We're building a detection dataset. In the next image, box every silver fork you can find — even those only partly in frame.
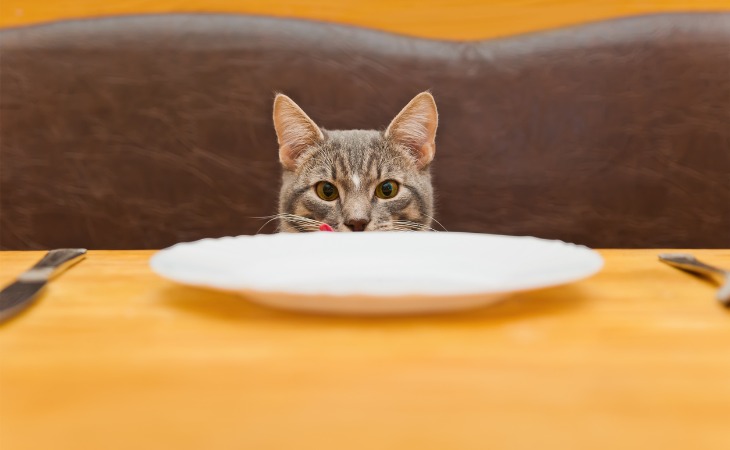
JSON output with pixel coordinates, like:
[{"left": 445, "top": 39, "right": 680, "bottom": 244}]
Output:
[{"left": 659, "top": 253, "right": 730, "bottom": 306}]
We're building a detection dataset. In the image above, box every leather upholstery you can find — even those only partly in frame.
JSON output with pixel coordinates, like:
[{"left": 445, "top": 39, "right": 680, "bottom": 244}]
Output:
[{"left": 1, "top": 13, "right": 729, "bottom": 249}]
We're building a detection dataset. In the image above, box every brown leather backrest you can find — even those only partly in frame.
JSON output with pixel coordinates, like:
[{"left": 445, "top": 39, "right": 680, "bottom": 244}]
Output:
[{"left": 1, "top": 13, "right": 729, "bottom": 249}]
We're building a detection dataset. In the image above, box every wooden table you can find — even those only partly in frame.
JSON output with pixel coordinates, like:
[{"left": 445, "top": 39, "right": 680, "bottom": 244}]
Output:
[{"left": 1, "top": 249, "right": 729, "bottom": 450}]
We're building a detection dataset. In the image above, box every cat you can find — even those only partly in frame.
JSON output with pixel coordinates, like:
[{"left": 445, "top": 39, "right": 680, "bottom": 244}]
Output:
[{"left": 272, "top": 91, "right": 439, "bottom": 232}]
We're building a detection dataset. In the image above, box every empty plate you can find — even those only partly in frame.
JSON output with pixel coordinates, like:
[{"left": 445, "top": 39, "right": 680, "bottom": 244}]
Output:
[{"left": 150, "top": 232, "right": 603, "bottom": 315}]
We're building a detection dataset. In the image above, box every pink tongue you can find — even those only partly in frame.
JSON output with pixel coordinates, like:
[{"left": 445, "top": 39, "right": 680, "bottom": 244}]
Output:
[{"left": 319, "top": 223, "right": 334, "bottom": 232}]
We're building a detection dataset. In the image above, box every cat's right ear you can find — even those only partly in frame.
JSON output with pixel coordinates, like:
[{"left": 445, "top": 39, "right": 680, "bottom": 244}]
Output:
[
  {"left": 273, "top": 94, "right": 324, "bottom": 171},
  {"left": 385, "top": 91, "right": 438, "bottom": 169}
]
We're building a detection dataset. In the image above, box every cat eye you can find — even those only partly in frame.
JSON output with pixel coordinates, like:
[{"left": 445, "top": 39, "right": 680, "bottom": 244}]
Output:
[
  {"left": 315, "top": 181, "right": 339, "bottom": 201},
  {"left": 375, "top": 180, "right": 399, "bottom": 199}
]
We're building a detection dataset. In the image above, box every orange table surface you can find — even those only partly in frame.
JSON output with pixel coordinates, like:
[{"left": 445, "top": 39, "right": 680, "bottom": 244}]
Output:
[{"left": 1, "top": 249, "right": 729, "bottom": 450}]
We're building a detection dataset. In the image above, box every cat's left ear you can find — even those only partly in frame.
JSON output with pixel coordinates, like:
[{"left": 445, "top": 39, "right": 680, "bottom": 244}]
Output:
[
  {"left": 385, "top": 91, "right": 438, "bottom": 168},
  {"left": 273, "top": 94, "right": 324, "bottom": 171}
]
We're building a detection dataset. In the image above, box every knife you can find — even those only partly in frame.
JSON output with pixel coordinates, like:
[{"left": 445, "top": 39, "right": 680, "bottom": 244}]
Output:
[{"left": 0, "top": 248, "right": 87, "bottom": 323}]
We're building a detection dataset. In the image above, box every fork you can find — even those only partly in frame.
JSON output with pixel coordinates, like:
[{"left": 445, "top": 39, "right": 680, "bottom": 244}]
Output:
[{"left": 659, "top": 253, "right": 730, "bottom": 306}]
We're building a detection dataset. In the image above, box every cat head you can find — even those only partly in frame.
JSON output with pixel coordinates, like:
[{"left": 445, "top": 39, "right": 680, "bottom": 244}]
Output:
[{"left": 273, "top": 92, "right": 438, "bottom": 232}]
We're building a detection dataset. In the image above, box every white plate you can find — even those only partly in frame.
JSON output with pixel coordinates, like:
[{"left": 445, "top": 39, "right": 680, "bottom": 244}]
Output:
[{"left": 150, "top": 232, "right": 603, "bottom": 315}]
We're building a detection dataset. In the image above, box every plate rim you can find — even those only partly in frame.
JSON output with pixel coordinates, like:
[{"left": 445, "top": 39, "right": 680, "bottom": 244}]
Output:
[{"left": 149, "top": 232, "right": 604, "bottom": 299}]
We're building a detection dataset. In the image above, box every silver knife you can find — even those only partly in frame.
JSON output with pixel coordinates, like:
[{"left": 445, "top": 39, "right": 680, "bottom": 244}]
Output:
[
  {"left": 659, "top": 253, "right": 730, "bottom": 307},
  {"left": 0, "top": 248, "right": 87, "bottom": 323}
]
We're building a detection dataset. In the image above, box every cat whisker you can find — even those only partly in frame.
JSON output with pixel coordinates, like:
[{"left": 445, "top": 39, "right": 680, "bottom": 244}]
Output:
[
  {"left": 280, "top": 215, "right": 325, "bottom": 228},
  {"left": 391, "top": 222, "right": 421, "bottom": 230},
  {"left": 251, "top": 214, "right": 281, "bottom": 220},
  {"left": 253, "top": 215, "right": 284, "bottom": 234},
  {"left": 290, "top": 223, "right": 321, "bottom": 233},
  {"left": 422, "top": 214, "right": 447, "bottom": 231},
  {"left": 392, "top": 220, "right": 438, "bottom": 232},
  {"left": 391, "top": 226, "right": 426, "bottom": 232},
  {"left": 389, "top": 226, "right": 419, "bottom": 232},
  {"left": 255, "top": 213, "right": 318, "bottom": 223},
  {"left": 254, "top": 213, "right": 326, "bottom": 234}
]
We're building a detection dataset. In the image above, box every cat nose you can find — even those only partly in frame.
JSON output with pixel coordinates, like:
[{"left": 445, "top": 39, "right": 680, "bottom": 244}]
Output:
[{"left": 344, "top": 218, "right": 370, "bottom": 232}]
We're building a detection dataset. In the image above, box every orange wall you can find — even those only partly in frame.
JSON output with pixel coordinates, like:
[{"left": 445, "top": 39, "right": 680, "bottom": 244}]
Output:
[{"left": 1, "top": 0, "right": 729, "bottom": 40}]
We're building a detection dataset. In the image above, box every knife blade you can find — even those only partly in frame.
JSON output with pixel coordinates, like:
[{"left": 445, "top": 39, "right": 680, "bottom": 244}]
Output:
[{"left": 0, "top": 248, "right": 87, "bottom": 323}]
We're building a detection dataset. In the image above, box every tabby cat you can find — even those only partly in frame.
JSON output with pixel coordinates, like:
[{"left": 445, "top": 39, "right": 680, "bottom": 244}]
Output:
[{"left": 273, "top": 92, "right": 438, "bottom": 232}]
